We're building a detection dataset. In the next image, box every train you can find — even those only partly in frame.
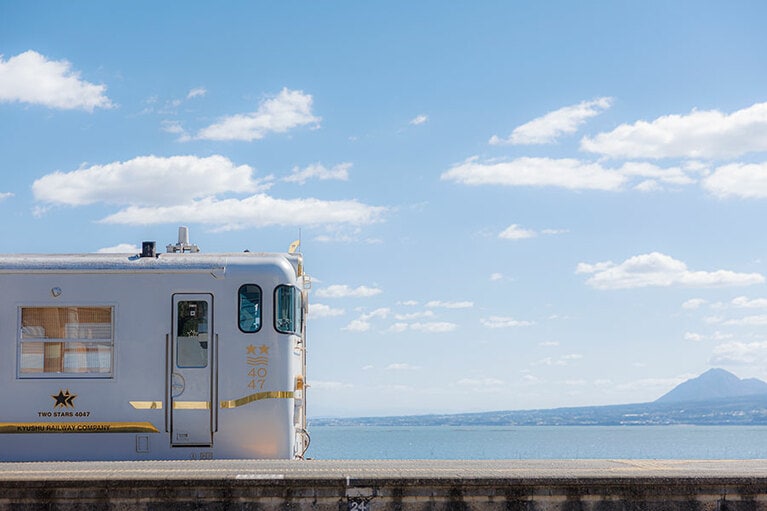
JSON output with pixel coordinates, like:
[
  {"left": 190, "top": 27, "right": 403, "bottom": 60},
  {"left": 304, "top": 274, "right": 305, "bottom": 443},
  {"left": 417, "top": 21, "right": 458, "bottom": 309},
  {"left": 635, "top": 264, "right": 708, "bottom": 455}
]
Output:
[{"left": 0, "top": 227, "right": 309, "bottom": 461}]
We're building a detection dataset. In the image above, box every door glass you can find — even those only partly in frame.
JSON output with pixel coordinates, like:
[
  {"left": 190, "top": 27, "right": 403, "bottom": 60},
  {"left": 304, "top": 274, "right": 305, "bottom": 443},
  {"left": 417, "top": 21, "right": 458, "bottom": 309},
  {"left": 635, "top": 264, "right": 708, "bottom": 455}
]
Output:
[
  {"left": 238, "top": 284, "right": 261, "bottom": 333},
  {"left": 176, "top": 300, "right": 208, "bottom": 368}
]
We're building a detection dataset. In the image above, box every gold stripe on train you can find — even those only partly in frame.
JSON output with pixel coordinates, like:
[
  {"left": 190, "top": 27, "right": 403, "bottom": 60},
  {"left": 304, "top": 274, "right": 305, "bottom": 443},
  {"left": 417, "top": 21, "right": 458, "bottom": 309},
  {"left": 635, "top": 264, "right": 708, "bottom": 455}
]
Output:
[
  {"left": 172, "top": 401, "right": 210, "bottom": 410},
  {"left": 129, "top": 401, "right": 163, "bottom": 409},
  {"left": 0, "top": 422, "right": 160, "bottom": 434},
  {"left": 220, "top": 391, "right": 294, "bottom": 409}
]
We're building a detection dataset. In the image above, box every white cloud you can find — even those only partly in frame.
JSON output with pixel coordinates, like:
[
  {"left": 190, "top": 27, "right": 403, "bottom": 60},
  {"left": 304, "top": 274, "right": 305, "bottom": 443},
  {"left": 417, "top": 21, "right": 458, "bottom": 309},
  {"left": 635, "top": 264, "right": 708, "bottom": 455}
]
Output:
[
  {"left": 409, "top": 114, "right": 428, "bottom": 126},
  {"left": 342, "top": 319, "right": 371, "bottom": 332},
  {"left": 195, "top": 88, "right": 320, "bottom": 141},
  {"left": 533, "top": 354, "right": 583, "bottom": 366},
  {"left": 387, "top": 317, "right": 458, "bottom": 334},
  {"left": 0, "top": 192, "right": 13, "bottom": 201},
  {"left": 538, "top": 341, "right": 560, "bottom": 347},
  {"left": 425, "top": 300, "right": 474, "bottom": 309},
  {"left": 388, "top": 323, "right": 409, "bottom": 333},
  {"left": 96, "top": 243, "right": 140, "bottom": 254},
  {"left": 723, "top": 315, "right": 767, "bottom": 326},
  {"left": 522, "top": 374, "right": 544, "bottom": 385},
  {"left": 490, "top": 97, "right": 612, "bottom": 145},
  {"left": 99, "top": 194, "right": 384, "bottom": 230},
  {"left": 441, "top": 157, "right": 627, "bottom": 191},
  {"left": 490, "top": 273, "right": 504, "bottom": 281},
  {"left": 703, "top": 163, "right": 767, "bottom": 199},
  {"left": 577, "top": 252, "right": 765, "bottom": 290},
  {"left": 541, "top": 229, "right": 568, "bottom": 235},
  {"left": 410, "top": 322, "right": 458, "bottom": 333},
  {"left": 620, "top": 162, "right": 694, "bottom": 186},
  {"left": 685, "top": 331, "right": 733, "bottom": 342},
  {"left": 32, "top": 155, "right": 382, "bottom": 231},
  {"left": 581, "top": 100, "right": 767, "bottom": 159},
  {"left": 498, "top": 224, "right": 565, "bottom": 240},
  {"left": 634, "top": 180, "right": 662, "bottom": 193},
  {"left": 315, "top": 285, "right": 383, "bottom": 298},
  {"left": 360, "top": 308, "right": 391, "bottom": 320},
  {"left": 732, "top": 296, "right": 767, "bottom": 308},
  {"left": 498, "top": 224, "right": 536, "bottom": 240},
  {"left": 393, "top": 311, "right": 435, "bottom": 321},
  {"left": 186, "top": 87, "right": 207, "bottom": 99},
  {"left": 309, "top": 303, "right": 345, "bottom": 318},
  {"left": 444, "top": 157, "right": 697, "bottom": 193},
  {"left": 480, "top": 316, "right": 534, "bottom": 328},
  {"left": 33, "top": 155, "right": 267, "bottom": 207},
  {"left": 711, "top": 341, "right": 767, "bottom": 365},
  {"left": 284, "top": 162, "right": 351, "bottom": 184},
  {"left": 0, "top": 50, "right": 113, "bottom": 111},
  {"left": 682, "top": 298, "right": 707, "bottom": 310},
  {"left": 161, "top": 120, "right": 185, "bottom": 134},
  {"left": 312, "top": 226, "right": 382, "bottom": 245}
]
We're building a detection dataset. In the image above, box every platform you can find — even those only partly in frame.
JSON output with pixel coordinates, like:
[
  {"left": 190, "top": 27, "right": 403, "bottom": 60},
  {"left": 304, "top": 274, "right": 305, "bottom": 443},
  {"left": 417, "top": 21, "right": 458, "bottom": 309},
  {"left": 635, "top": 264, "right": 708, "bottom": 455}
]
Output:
[{"left": 1, "top": 459, "right": 767, "bottom": 510}]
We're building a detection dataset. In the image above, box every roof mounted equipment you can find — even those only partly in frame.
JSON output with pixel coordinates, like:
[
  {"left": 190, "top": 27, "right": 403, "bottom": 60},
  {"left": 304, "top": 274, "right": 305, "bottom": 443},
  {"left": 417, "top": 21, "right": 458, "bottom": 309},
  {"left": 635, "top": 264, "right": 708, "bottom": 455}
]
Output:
[
  {"left": 141, "top": 241, "right": 157, "bottom": 258},
  {"left": 166, "top": 226, "right": 200, "bottom": 253}
]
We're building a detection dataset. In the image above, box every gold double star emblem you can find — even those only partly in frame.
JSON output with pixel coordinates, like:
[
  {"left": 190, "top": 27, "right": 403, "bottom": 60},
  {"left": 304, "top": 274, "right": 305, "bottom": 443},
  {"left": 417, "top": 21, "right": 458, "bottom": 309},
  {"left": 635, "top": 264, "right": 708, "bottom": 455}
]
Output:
[
  {"left": 52, "top": 389, "right": 76, "bottom": 409},
  {"left": 246, "top": 344, "right": 269, "bottom": 355}
]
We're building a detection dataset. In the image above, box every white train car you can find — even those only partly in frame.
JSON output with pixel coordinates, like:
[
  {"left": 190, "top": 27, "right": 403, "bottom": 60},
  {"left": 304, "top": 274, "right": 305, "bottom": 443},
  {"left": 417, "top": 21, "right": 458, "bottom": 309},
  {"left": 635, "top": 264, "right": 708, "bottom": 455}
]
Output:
[{"left": 0, "top": 228, "right": 309, "bottom": 461}]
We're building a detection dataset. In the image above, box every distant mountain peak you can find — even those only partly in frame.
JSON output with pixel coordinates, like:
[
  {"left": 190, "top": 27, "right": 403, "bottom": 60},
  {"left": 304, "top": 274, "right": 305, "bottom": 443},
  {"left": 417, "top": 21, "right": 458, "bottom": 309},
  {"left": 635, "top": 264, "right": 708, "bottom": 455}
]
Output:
[{"left": 655, "top": 368, "right": 767, "bottom": 403}]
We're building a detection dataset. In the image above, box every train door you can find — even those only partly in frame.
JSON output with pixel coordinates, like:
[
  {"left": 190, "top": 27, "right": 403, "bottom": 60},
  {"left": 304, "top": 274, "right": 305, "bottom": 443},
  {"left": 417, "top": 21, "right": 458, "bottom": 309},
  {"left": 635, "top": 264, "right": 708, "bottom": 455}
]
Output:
[{"left": 170, "top": 294, "right": 214, "bottom": 446}]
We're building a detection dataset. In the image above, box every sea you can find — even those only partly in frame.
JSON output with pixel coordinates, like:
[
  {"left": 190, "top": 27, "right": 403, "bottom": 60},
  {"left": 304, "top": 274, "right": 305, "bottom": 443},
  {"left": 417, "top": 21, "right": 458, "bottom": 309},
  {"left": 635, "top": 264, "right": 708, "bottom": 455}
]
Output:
[{"left": 306, "top": 425, "right": 767, "bottom": 460}]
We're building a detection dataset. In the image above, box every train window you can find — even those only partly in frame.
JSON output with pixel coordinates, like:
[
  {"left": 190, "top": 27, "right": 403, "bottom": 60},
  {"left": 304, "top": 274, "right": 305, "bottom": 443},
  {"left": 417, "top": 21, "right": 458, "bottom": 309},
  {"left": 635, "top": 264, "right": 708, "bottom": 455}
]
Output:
[
  {"left": 238, "top": 284, "right": 262, "bottom": 333},
  {"left": 176, "top": 300, "right": 209, "bottom": 368},
  {"left": 275, "top": 285, "right": 302, "bottom": 335},
  {"left": 18, "top": 306, "right": 114, "bottom": 378}
]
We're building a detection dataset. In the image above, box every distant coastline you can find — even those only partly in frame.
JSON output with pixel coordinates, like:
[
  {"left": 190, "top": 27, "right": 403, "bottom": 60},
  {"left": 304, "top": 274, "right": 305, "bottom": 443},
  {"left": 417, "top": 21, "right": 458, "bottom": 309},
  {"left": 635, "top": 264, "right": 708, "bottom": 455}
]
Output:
[
  {"left": 311, "top": 369, "right": 767, "bottom": 427},
  {"left": 310, "top": 393, "right": 767, "bottom": 427}
]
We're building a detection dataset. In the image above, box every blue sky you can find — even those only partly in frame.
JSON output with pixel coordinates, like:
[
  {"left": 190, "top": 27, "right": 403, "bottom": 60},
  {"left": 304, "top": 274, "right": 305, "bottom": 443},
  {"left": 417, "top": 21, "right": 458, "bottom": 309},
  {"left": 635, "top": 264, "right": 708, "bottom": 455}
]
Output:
[{"left": 3, "top": 2, "right": 767, "bottom": 417}]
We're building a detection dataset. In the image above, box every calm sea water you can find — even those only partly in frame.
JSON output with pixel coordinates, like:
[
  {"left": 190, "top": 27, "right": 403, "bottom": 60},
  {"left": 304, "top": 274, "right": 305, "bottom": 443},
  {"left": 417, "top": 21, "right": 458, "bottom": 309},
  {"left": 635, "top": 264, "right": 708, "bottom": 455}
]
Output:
[{"left": 306, "top": 425, "right": 767, "bottom": 460}]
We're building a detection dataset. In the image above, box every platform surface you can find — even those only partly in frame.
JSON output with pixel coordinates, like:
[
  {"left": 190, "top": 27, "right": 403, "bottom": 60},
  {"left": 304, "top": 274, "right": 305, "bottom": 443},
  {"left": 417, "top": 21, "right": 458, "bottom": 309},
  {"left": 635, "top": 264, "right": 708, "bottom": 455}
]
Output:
[{"left": 1, "top": 459, "right": 767, "bottom": 482}]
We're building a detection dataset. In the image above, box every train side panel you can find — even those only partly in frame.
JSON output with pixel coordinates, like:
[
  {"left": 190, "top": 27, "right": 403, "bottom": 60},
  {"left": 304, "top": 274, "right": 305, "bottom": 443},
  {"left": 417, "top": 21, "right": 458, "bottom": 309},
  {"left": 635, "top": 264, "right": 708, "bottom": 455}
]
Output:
[{"left": 0, "top": 253, "right": 307, "bottom": 461}]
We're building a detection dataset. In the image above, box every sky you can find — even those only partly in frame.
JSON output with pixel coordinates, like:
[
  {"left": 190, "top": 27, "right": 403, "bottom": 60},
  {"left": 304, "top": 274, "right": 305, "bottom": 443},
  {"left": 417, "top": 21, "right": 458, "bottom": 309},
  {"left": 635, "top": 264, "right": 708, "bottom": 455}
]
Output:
[{"left": 3, "top": 2, "right": 767, "bottom": 417}]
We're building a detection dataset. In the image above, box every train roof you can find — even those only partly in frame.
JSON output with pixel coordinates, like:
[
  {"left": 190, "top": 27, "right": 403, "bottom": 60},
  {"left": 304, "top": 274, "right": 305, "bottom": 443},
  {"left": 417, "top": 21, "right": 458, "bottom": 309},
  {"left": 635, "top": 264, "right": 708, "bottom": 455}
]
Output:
[
  {"left": 0, "top": 228, "right": 303, "bottom": 275},
  {"left": 0, "top": 251, "right": 301, "bottom": 274}
]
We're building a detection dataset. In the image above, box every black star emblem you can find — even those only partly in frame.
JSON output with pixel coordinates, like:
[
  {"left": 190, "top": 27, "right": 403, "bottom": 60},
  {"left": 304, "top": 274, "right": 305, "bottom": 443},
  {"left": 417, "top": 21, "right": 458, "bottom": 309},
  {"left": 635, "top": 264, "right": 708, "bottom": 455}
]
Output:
[{"left": 52, "top": 389, "right": 76, "bottom": 409}]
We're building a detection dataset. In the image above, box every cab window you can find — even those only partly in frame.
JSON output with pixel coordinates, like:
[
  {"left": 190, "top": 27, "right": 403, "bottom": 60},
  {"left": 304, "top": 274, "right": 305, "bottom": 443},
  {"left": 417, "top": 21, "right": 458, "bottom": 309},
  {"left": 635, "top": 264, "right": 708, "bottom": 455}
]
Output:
[{"left": 275, "top": 285, "right": 302, "bottom": 334}]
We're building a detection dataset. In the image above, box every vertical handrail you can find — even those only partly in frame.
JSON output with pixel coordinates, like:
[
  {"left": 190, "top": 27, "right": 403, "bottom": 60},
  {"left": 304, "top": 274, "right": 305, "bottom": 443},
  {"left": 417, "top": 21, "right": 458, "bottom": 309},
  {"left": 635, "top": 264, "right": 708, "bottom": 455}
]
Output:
[
  {"left": 165, "top": 333, "right": 171, "bottom": 433},
  {"left": 213, "top": 333, "right": 219, "bottom": 432}
]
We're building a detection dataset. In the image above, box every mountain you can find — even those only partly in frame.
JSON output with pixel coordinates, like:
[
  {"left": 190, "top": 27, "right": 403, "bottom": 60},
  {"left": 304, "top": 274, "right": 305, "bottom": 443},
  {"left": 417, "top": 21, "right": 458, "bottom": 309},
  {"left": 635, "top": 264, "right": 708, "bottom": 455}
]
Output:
[
  {"left": 311, "top": 369, "right": 767, "bottom": 427},
  {"left": 655, "top": 368, "right": 767, "bottom": 403}
]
